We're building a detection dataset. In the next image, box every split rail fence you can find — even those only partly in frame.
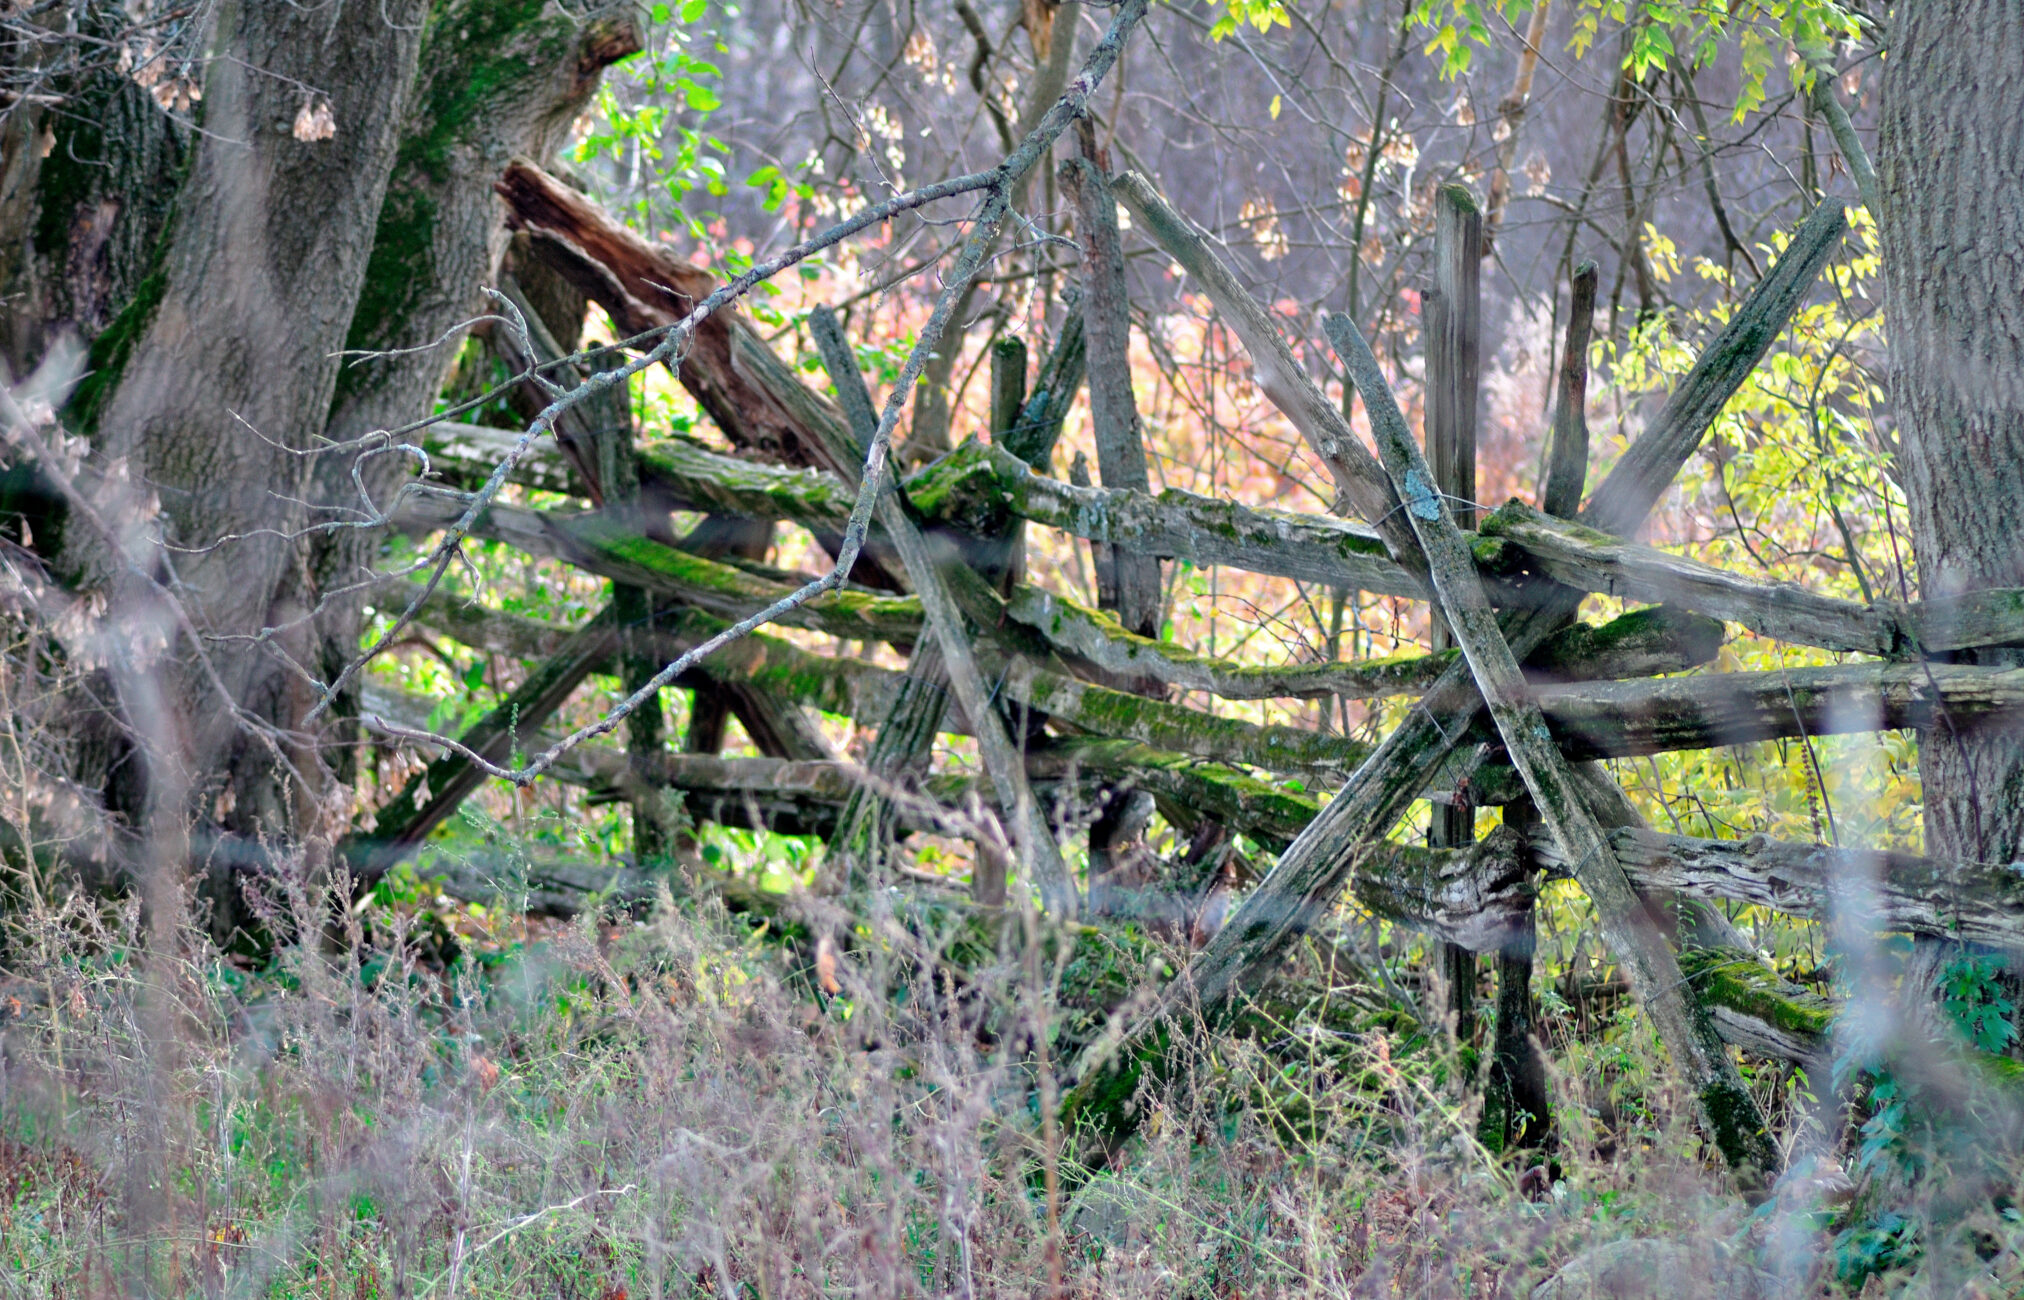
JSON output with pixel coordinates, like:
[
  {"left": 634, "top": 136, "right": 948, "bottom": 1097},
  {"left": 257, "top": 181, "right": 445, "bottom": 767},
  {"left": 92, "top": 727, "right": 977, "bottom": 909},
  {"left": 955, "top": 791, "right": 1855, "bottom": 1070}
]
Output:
[{"left": 340, "top": 151, "right": 2024, "bottom": 1181}]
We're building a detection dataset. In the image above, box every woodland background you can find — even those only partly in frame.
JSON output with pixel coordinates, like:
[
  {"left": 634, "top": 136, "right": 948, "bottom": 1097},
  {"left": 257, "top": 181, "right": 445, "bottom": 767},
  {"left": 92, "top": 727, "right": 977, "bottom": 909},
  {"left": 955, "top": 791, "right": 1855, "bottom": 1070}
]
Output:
[{"left": 0, "top": 0, "right": 2006, "bottom": 1297}]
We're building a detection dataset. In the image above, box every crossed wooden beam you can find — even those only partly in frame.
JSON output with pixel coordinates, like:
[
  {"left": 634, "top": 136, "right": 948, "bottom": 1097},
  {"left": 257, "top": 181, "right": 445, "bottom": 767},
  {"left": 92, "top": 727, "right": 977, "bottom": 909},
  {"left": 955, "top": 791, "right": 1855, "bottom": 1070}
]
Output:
[{"left": 342, "top": 156, "right": 2024, "bottom": 1187}]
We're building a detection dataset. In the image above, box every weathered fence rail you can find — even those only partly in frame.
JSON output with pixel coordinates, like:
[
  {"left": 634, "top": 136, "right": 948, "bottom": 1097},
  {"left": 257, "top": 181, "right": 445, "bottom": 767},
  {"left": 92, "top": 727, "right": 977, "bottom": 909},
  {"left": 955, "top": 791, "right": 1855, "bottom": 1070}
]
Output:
[{"left": 346, "top": 155, "right": 2024, "bottom": 1185}]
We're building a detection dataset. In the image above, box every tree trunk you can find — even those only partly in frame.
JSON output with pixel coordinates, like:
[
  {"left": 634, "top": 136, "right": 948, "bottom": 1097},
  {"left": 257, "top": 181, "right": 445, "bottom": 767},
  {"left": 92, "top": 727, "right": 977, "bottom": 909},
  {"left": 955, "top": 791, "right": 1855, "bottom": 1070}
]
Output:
[
  {"left": 1878, "top": 5, "right": 2024, "bottom": 866},
  {"left": 63, "top": 0, "right": 429, "bottom": 855},
  {"left": 9, "top": 3, "right": 636, "bottom": 917},
  {"left": 312, "top": 2, "right": 639, "bottom": 784}
]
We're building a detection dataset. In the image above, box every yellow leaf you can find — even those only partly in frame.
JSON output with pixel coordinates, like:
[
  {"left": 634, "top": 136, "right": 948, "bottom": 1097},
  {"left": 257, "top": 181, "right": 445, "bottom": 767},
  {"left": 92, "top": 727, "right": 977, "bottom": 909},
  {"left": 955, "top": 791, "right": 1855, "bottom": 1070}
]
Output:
[{"left": 1269, "top": 94, "right": 1282, "bottom": 120}]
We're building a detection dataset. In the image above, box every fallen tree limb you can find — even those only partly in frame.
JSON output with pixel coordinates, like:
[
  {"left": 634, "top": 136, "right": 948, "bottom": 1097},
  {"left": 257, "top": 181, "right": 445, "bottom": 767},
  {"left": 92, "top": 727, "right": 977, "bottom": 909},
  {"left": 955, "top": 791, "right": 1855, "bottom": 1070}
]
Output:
[{"left": 496, "top": 158, "right": 860, "bottom": 479}]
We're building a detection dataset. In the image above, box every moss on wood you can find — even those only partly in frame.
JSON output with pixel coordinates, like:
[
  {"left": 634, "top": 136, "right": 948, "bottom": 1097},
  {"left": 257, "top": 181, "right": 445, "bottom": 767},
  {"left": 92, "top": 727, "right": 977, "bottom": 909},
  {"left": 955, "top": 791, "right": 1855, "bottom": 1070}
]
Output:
[{"left": 1679, "top": 948, "right": 1836, "bottom": 1041}]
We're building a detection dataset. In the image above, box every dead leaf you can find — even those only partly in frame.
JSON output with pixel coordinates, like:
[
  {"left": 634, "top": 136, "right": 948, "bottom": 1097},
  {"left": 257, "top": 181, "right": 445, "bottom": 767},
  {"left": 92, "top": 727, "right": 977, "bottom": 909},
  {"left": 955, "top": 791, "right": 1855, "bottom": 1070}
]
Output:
[
  {"left": 815, "top": 934, "right": 842, "bottom": 995},
  {"left": 292, "top": 100, "right": 336, "bottom": 142}
]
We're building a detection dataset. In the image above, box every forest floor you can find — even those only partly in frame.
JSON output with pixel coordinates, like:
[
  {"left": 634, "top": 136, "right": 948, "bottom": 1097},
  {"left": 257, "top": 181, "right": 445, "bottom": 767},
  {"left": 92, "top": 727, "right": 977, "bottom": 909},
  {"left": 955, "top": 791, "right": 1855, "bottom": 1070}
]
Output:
[{"left": 5, "top": 840, "right": 2013, "bottom": 1300}]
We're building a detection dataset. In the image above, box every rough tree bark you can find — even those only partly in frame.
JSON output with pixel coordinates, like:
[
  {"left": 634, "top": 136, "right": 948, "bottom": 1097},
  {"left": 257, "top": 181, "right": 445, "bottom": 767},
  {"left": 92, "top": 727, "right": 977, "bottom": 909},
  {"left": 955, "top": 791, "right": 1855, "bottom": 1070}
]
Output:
[
  {"left": 1878, "top": 5, "right": 2024, "bottom": 867},
  {"left": 313, "top": 4, "right": 639, "bottom": 788},
  {"left": 61, "top": 1, "right": 430, "bottom": 852}
]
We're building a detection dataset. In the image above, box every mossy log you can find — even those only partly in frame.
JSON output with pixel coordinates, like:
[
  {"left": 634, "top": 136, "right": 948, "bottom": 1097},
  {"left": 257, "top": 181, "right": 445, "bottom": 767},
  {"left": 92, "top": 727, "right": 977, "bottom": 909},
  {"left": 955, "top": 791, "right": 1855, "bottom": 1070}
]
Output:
[
  {"left": 1348, "top": 824, "right": 1535, "bottom": 953},
  {"left": 910, "top": 439, "right": 1426, "bottom": 598},
  {"left": 1677, "top": 949, "right": 1834, "bottom": 1067},
  {"left": 999, "top": 658, "right": 1370, "bottom": 772},
  {"left": 391, "top": 488, "right": 926, "bottom": 643}
]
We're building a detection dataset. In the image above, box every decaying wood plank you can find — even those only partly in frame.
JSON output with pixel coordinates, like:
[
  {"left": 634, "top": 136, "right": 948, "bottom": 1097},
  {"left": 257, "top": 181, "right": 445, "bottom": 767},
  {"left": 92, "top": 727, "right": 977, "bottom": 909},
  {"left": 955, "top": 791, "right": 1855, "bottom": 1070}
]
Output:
[
  {"left": 1337, "top": 311, "right": 1777, "bottom": 1181},
  {"left": 1580, "top": 198, "right": 1847, "bottom": 538},
  {"left": 1426, "top": 185, "right": 1483, "bottom": 535},
  {"left": 1065, "top": 141, "right": 1162, "bottom": 638},
  {"left": 391, "top": 560, "right": 2024, "bottom": 775},
  {"left": 1425, "top": 184, "right": 1485, "bottom": 1045},
  {"left": 1110, "top": 169, "right": 1419, "bottom": 565},
  {"left": 1004, "top": 586, "right": 1723, "bottom": 700},
  {"left": 1681, "top": 948, "right": 1835, "bottom": 1068},
  {"left": 1494, "top": 269, "right": 1592, "bottom": 1148},
  {"left": 1484, "top": 499, "right": 1899, "bottom": 654},
  {"left": 996, "top": 656, "right": 1370, "bottom": 770},
  {"left": 1356, "top": 824, "right": 1535, "bottom": 953},
  {"left": 1525, "top": 660, "right": 2024, "bottom": 760},
  {"left": 422, "top": 419, "right": 579, "bottom": 496},
  {"left": 998, "top": 312, "right": 1086, "bottom": 474},
  {"left": 884, "top": 488, "right": 1077, "bottom": 910},
  {"left": 1533, "top": 827, "right": 2024, "bottom": 950},
  {"left": 1541, "top": 262, "right": 1597, "bottom": 520},
  {"left": 390, "top": 572, "right": 1783, "bottom": 783},
  {"left": 603, "top": 430, "right": 2024, "bottom": 658},
  {"left": 385, "top": 576, "right": 1356, "bottom": 777},
  {"left": 422, "top": 415, "right": 2024, "bottom": 663}
]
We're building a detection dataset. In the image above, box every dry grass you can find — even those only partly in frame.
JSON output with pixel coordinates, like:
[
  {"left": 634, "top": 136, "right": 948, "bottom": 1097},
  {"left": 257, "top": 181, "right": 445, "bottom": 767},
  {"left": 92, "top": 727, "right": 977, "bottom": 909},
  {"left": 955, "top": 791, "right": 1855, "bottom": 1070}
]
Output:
[{"left": 6, "top": 842, "right": 2000, "bottom": 1300}]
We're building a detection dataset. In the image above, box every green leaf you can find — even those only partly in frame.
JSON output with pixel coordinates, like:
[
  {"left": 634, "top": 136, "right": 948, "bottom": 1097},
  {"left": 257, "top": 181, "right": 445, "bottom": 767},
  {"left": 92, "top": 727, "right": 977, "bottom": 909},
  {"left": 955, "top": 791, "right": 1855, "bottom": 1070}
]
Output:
[{"left": 680, "top": 78, "right": 721, "bottom": 112}]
